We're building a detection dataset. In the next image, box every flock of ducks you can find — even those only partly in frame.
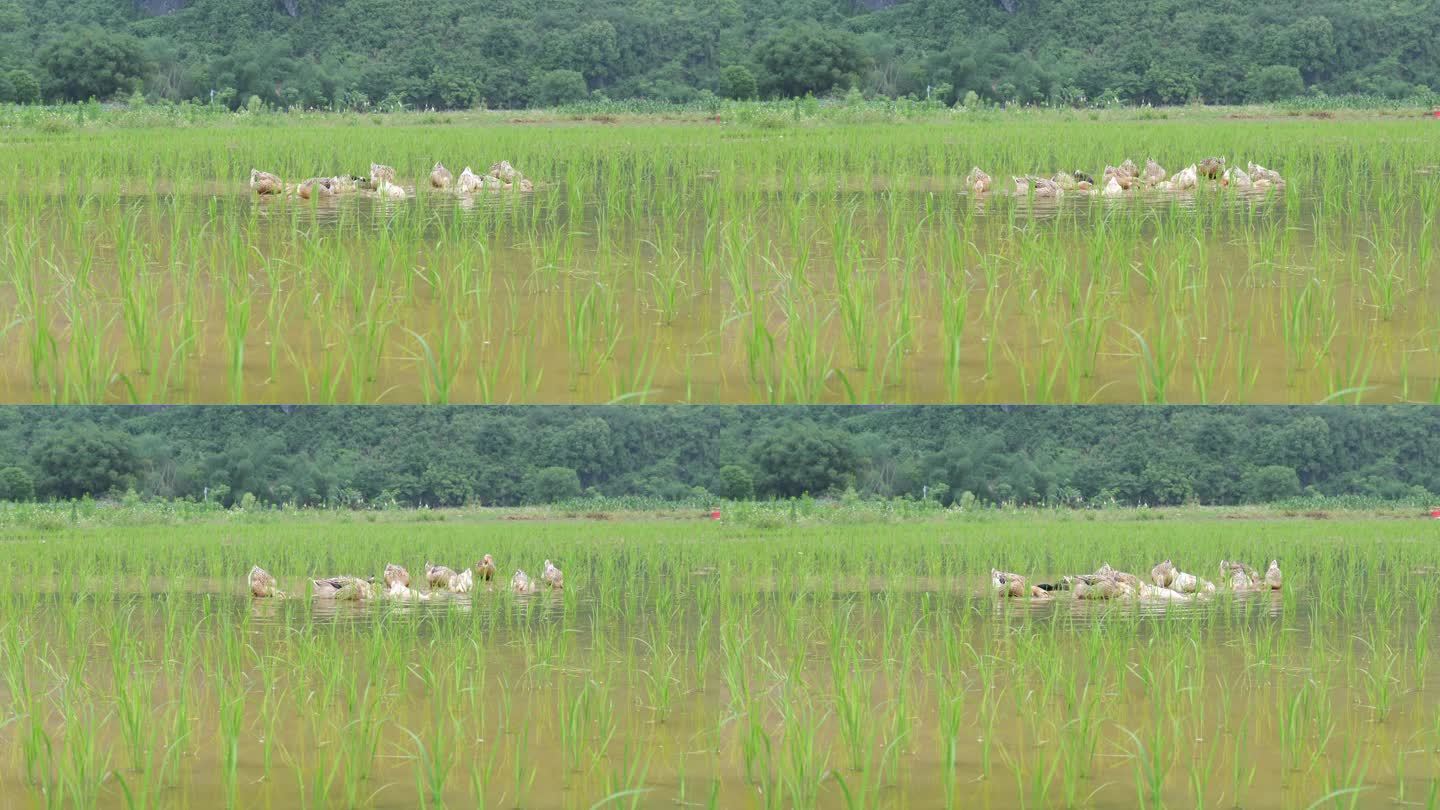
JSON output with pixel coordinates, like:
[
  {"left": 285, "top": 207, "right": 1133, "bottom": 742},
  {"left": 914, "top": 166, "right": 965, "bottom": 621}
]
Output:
[
  {"left": 248, "top": 160, "right": 535, "bottom": 200},
  {"left": 993, "top": 558, "right": 1283, "bottom": 601},
  {"left": 248, "top": 157, "right": 1282, "bottom": 202},
  {"left": 967, "top": 157, "right": 1286, "bottom": 199},
  {"left": 247, "top": 556, "right": 562, "bottom": 602},
  {"left": 429, "top": 160, "right": 535, "bottom": 193}
]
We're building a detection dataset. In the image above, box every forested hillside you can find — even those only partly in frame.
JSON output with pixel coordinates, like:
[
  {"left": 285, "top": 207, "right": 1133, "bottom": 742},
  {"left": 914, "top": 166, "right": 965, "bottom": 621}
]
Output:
[
  {"left": 0, "top": 0, "right": 1436, "bottom": 108},
  {"left": 0, "top": 406, "right": 1435, "bottom": 508}
]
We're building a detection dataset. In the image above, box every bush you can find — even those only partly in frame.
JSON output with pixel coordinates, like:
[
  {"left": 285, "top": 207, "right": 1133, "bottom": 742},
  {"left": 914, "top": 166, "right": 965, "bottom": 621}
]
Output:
[
  {"left": 531, "top": 70, "right": 588, "bottom": 107},
  {"left": 528, "top": 466, "right": 582, "bottom": 503},
  {"left": 0, "top": 466, "right": 35, "bottom": 501},
  {"left": 1243, "top": 465, "right": 1302, "bottom": 503},
  {"left": 39, "top": 28, "right": 147, "bottom": 101},
  {"left": 10, "top": 70, "right": 44, "bottom": 104},
  {"left": 753, "top": 24, "right": 864, "bottom": 98},
  {"left": 718, "top": 65, "right": 758, "bottom": 100},
  {"left": 32, "top": 427, "right": 139, "bottom": 499},
  {"left": 751, "top": 422, "right": 858, "bottom": 498},
  {"left": 716, "top": 465, "right": 755, "bottom": 500},
  {"left": 1249, "top": 65, "right": 1305, "bottom": 102}
]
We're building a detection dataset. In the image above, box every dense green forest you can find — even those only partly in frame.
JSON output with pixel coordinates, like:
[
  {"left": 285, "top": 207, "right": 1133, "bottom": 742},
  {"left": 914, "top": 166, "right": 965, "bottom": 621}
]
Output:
[
  {"left": 0, "top": 0, "right": 1436, "bottom": 108},
  {"left": 0, "top": 406, "right": 1435, "bottom": 508}
]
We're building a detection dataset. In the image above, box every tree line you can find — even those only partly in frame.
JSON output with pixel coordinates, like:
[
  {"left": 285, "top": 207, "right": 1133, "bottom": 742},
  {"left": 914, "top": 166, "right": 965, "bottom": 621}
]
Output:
[
  {"left": 0, "top": 0, "right": 1436, "bottom": 108},
  {"left": 0, "top": 406, "right": 1435, "bottom": 508}
]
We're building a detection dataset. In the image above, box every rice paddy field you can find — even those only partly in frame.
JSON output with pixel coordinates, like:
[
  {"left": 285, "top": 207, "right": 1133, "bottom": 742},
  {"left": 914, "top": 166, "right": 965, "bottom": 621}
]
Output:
[
  {"left": 4, "top": 111, "right": 1440, "bottom": 404},
  {"left": 3, "top": 512, "right": 1440, "bottom": 808}
]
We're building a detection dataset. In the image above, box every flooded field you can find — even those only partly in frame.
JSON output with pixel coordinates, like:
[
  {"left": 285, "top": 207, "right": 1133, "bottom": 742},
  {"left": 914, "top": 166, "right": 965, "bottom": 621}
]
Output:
[
  {"left": 2, "top": 516, "right": 1437, "bottom": 808},
  {"left": 1, "top": 116, "right": 1439, "bottom": 404}
]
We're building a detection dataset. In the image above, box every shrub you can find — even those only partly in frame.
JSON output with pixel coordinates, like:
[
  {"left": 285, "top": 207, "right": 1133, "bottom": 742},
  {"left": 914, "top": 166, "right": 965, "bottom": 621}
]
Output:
[
  {"left": 531, "top": 70, "right": 588, "bottom": 107},
  {"left": 32, "top": 427, "right": 139, "bottom": 499},
  {"left": 1243, "top": 466, "right": 1302, "bottom": 503},
  {"left": 1249, "top": 65, "right": 1305, "bottom": 102},
  {"left": 719, "top": 65, "right": 758, "bottom": 100},
  {"left": 528, "top": 466, "right": 582, "bottom": 503},
  {"left": 0, "top": 467, "right": 35, "bottom": 501},
  {"left": 10, "top": 70, "right": 40, "bottom": 103},
  {"left": 751, "top": 422, "right": 858, "bottom": 498},
  {"left": 753, "top": 24, "right": 864, "bottom": 98},
  {"left": 39, "top": 28, "right": 146, "bottom": 101},
  {"left": 716, "top": 465, "right": 755, "bottom": 500}
]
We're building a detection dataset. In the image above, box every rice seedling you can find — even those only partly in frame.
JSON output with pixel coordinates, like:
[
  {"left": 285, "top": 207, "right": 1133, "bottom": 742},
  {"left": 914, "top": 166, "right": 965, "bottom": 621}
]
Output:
[
  {"left": 0, "top": 508, "right": 1432, "bottom": 807},
  {"left": 0, "top": 114, "right": 1435, "bottom": 402}
]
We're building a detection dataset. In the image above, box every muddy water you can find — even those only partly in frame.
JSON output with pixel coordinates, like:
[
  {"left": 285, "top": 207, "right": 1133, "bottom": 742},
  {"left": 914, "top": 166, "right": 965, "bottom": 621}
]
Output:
[
  {"left": 1, "top": 175, "right": 1436, "bottom": 404},
  {"left": 0, "top": 576, "right": 1431, "bottom": 809}
]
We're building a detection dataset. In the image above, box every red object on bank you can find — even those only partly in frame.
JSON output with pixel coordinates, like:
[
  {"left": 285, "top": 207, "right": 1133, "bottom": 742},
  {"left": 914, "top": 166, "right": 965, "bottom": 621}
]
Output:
[
  {"left": 1433, "top": 108, "right": 1440, "bottom": 118},
  {"left": 711, "top": 509, "right": 722, "bottom": 520},
  {"left": 1431, "top": 507, "right": 1440, "bottom": 518}
]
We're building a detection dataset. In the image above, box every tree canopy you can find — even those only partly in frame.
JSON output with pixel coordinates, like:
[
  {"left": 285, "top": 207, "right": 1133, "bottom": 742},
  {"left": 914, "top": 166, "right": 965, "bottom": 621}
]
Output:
[
  {"left": 1, "top": 406, "right": 1436, "bottom": 508},
  {"left": 1, "top": 0, "right": 1436, "bottom": 107}
]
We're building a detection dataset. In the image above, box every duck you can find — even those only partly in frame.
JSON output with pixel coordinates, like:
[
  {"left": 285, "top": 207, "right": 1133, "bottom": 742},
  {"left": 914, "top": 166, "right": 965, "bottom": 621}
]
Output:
[
  {"left": 1150, "top": 560, "right": 1177, "bottom": 588},
  {"left": 1142, "top": 158, "right": 1167, "bottom": 186},
  {"left": 1101, "top": 176, "right": 1125, "bottom": 197},
  {"left": 1197, "top": 157, "right": 1225, "bottom": 180},
  {"left": 966, "top": 167, "right": 993, "bottom": 193},
  {"left": 448, "top": 568, "right": 475, "bottom": 594},
  {"left": 327, "top": 175, "right": 364, "bottom": 193},
  {"left": 1117, "top": 158, "right": 1138, "bottom": 178},
  {"left": 1169, "top": 165, "right": 1199, "bottom": 191},
  {"left": 992, "top": 569, "right": 1027, "bottom": 597},
  {"left": 1222, "top": 167, "right": 1253, "bottom": 189},
  {"left": 991, "top": 569, "right": 1051, "bottom": 598},
  {"left": 384, "top": 564, "right": 411, "bottom": 589},
  {"left": 512, "top": 569, "right": 539, "bottom": 594},
  {"left": 250, "top": 169, "right": 284, "bottom": 195},
  {"left": 379, "top": 563, "right": 432, "bottom": 600},
  {"left": 426, "top": 562, "right": 458, "bottom": 590},
  {"left": 1247, "top": 162, "right": 1284, "bottom": 188},
  {"left": 248, "top": 565, "right": 285, "bottom": 598},
  {"left": 487, "top": 160, "right": 521, "bottom": 184},
  {"left": 374, "top": 179, "right": 407, "bottom": 199},
  {"left": 542, "top": 559, "right": 564, "bottom": 590},
  {"left": 1219, "top": 560, "right": 1261, "bottom": 590},
  {"left": 296, "top": 177, "right": 336, "bottom": 200},
  {"left": 430, "top": 162, "right": 453, "bottom": 189},
  {"left": 1071, "top": 575, "right": 1125, "bottom": 600},
  {"left": 1138, "top": 582, "right": 1192, "bottom": 601},
  {"left": 1050, "top": 172, "right": 1078, "bottom": 191},
  {"left": 369, "top": 163, "right": 397, "bottom": 187},
  {"left": 312, "top": 576, "right": 376, "bottom": 600},
  {"left": 1012, "top": 176, "right": 1030, "bottom": 195},
  {"left": 456, "top": 166, "right": 483, "bottom": 193},
  {"left": 385, "top": 580, "right": 430, "bottom": 600},
  {"left": 1072, "top": 170, "right": 1096, "bottom": 185},
  {"left": 475, "top": 554, "right": 497, "bottom": 582},
  {"left": 1170, "top": 569, "right": 1217, "bottom": 595},
  {"left": 1247, "top": 162, "right": 1278, "bottom": 182},
  {"left": 1102, "top": 166, "right": 1133, "bottom": 190},
  {"left": 1095, "top": 563, "right": 1142, "bottom": 589},
  {"left": 1032, "top": 177, "right": 1062, "bottom": 198},
  {"left": 1264, "top": 560, "right": 1283, "bottom": 590}
]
